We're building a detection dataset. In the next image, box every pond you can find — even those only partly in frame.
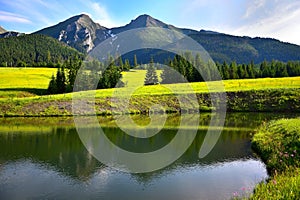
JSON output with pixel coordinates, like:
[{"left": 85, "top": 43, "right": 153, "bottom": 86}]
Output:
[{"left": 0, "top": 113, "right": 296, "bottom": 199}]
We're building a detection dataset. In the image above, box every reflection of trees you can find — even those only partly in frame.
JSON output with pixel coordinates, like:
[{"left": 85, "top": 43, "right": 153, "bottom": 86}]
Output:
[
  {"left": 0, "top": 127, "right": 104, "bottom": 181},
  {"left": 0, "top": 112, "right": 296, "bottom": 182}
]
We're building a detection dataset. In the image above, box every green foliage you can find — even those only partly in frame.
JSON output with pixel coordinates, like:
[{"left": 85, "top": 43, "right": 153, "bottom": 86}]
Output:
[
  {"left": 144, "top": 58, "right": 159, "bottom": 85},
  {"left": 160, "top": 60, "right": 183, "bottom": 84},
  {"left": 250, "top": 119, "right": 300, "bottom": 200},
  {"left": 252, "top": 119, "right": 300, "bottom": 173},
  {"left": 218, "top": 60, "right": 300, "bottom": 80},
  {"left": 249, "top": 169, "right": 300, "bottom": 200},
  {"left": 161, "top": 53, "right": 300, "bottom": 84},
  {"left": 47, "top": 67, "right": 67, "bottom": 94},
  {"left": 47, "top": 75, "right": 57, "bottom": 94},
  {"left": 98, "top": 65, "right": 124, "bottom": 89},
  {"left": 64, "top": 56, "right": 82, "bottom": 91},
  {"left": 0, "top": 34, "right": 84, "bottom": 67}
]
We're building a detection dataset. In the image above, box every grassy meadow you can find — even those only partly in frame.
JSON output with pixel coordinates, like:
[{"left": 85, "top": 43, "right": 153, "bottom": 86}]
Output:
[
  {"left": 0, "top": 67, "right": 300, "bottom": 116},
  {"left": 249, "top": 119, "right": 300, "bottom": 199},
  {"left": 0, "top": 67, "right": 56, "bottom": 98},
  {"left": 1, "top": 67, "right": 299, "bottom": 99}
]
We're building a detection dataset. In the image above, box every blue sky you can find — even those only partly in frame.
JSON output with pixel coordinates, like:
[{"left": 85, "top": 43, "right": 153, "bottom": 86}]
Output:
[{"left": 1, "top": 0, "right": 300, "bottom": 45}]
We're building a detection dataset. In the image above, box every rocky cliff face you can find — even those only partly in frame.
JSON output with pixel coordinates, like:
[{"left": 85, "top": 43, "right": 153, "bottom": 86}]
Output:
[
  {"left": 35, "top": 14, "right": 110, "bottom": 52},
  {"left": 0, "top": 26, "right": 7, "bottom": 34}
]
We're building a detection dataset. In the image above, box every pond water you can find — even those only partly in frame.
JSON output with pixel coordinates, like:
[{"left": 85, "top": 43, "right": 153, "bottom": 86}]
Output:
[{"left": 0, "top": 113, "right": 296, "bottom": 199}]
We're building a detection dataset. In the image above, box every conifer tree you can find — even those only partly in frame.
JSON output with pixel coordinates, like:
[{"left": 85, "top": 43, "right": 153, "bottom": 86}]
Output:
[
  {"left": 134, "top": 55, "right": 138, "bottom": 68},
  {"left": 47, "top": 74, "right": 57, "bottom": 94},
  {"left": 144, "top": 58, "right": 159, "bottom": 85}
]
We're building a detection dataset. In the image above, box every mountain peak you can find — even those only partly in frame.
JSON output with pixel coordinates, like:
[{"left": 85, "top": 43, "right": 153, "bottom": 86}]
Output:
[
  {"left": 0, "top": 26, "right": 7, "bottom": 34},
  {"left": 130, "top": 14, "right": 167, "bottom": 28},
  {"left": 62, "top": 13, "right": 98, "bottom": 27},
  {"left": 34, "top": 13, "right": 109, "bottom": 52},
  {"left": 135, "top": 14, "right": 154, "bottom": 21},
  {"left": 76, "top": 13, "right": 93, "bottom": 22}
]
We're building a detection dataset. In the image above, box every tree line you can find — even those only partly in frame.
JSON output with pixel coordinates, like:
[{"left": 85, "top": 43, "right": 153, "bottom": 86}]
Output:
[
  {"left": 216, "top": 60, "right": 300, "bottom": 80},
  {"left": 47, "top": 56, "right": 125, "bottom": 94},
  {"left": 45, "top": 52, "right": 300, "bottom": 93},
  {"left": 157, "top": 53, "right": 300, "bottom": 84}
]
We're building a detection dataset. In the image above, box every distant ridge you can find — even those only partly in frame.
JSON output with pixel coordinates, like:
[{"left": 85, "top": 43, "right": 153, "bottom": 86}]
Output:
[{"left": 1, "top": 13, "right": 300, "bottom": 64}]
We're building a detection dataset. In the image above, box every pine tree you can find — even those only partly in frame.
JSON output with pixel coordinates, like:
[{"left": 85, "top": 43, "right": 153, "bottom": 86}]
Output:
[
  {"left": 47, "top": 74, "right": 57, "bottom": 94},
  {"left": 247, "top": 61, "right": 256, "bottom": 78},
  {"left": 229, "top": 61, "right": 239, "bottom": 79},
  {"left": 144, "top": 58, "right": 159, "bottom": 85},
  {"left": 194, "top": 53, "right": 205, "bottom": 82},
  {"left": 66, "top": 56, "right": 82, "bottom": 92},
  {"left": 56, "top": 66, "right": 66, "bottom": 93},
  {"left": 208, "top": 60, "right": 219, "bottom": 81},
  {"left": 260, "top": 60, "right": 269, "bottom": 78},
  {"left": 222, "top": 61, "right": 230, "bottom": 80},
  {"left": 161, "top": 61, "right": 177, "bottom": 84},
  {"left": 243, "top": 64, "right": 249, "bottom": 78},
  {"left": 118, "top": 56, "right": 124, "bottom": 71},
  {"left": 134, "top": 54, "right": 138, "bottom": 68},
  {"left": 124, "top": 59, "right": 131, "bottom": 71}
]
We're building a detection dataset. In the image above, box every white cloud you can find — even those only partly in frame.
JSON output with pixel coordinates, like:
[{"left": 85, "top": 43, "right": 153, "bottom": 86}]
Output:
[
  {"left": 0, "top": 11, "right": 31, "bottom": 23},
  {"left": 1, "top": 0, "right": 55, "bottom": 26},
  {"left": 243, "top": 0, "right": 266, "bottom": 19},
  {"left": 229, "top": 1, "right": 300, "bottom": 45}
]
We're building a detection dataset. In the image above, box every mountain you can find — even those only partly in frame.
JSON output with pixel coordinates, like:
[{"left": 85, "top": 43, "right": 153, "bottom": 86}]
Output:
[
  {"left": 0, "top": 31, "right": 24, "bottom": 38},
  {"left": 0, "top": 26, "right": 6, "bottom": 34},
  {"left": 112, "top": 14, "right": 176, "bottom": 33},
  {"left": 0, "top": 34, "right": 84, "bottom": 67},
  {"left": 35, "top": 14, "right": 110, "bottom": 52},
  {"left": 34, "top": 14, "right": 300, "bottom": 64},
  {"left": 111, "top": 14, "right": 198, "bottom": 36},
  {"left": 1, "top": 13, "right": 297, "bottom": 64},
  {"left": 190, "top": 32, "right": 300, "bottom": 63}
]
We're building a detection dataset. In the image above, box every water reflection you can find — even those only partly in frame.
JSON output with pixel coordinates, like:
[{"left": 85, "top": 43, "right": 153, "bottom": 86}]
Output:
[{"left": 0, "top": 113, "right": 296, "bottom": 199}]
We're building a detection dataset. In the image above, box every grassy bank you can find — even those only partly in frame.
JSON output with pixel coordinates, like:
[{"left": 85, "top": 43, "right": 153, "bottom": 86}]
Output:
[
  {"left": 0, "top": 68, "right": 300, "bottom": 116},
  {"left": 249, "top": 119, "right": 300, "bottom": 199},
  {"left": 0, "top": 82, "right": 300, "bottom": 116},
  {"left": 1, "top": 88, "right": 299, "bottom": 116}
]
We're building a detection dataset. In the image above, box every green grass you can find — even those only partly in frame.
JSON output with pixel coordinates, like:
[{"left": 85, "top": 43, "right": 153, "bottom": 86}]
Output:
[
  {"left": 122, "top": 69, "right": 162, "bottom": 87},
  {"left": 252, "top": 119, "right": 300, "bottom": 172},
  {"left": 2, "top": 74, "right": 299, "bottom": 102},
  {"left": 0, "top": 67, "right": 57, "bottom": 98},
  {"left": 1, "top": 68, "right": 299, "bottom": 100},
  {"left": 249, "top": 119, "right": 300, "bottom": 200},
  {"left": 0, "top": 68, "right": 300, "bottom": 116},
  {"left": 122, "top": 70, "right": 300, "bottom": 97}
]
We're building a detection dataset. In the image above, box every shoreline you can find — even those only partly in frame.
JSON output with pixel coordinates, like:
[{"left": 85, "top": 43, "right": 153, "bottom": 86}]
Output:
[
  {"left": 0, "top": 88, "right": 299, "bottom": 117},
  {"left": 249, "top": 118, "right": 300, "bottom": 199}
]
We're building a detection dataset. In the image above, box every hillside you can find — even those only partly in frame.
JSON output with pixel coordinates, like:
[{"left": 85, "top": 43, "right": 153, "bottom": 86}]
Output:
[
  {"left": 190, "top": 32, "right": 300, "bottom": 64},
  {"left": 0, "top": 34, "right": 84, "bottom": 67}
]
